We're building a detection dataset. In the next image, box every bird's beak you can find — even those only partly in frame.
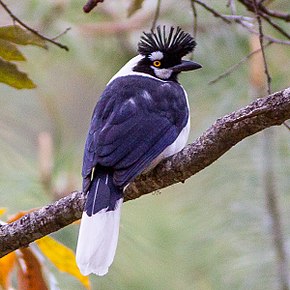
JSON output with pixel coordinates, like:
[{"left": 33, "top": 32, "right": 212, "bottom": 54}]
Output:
[{"left": 171, "top": 60, "right": 202, "bottom": 73}]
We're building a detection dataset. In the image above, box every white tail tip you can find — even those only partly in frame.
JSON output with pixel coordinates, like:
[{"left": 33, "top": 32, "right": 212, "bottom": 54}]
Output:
[{"left": 76, "top": 198, "right": 123, "bottom": 276}]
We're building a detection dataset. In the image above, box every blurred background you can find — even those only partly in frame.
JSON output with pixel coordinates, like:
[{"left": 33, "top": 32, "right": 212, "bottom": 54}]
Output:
[{"left": 0, "top": 0, "right": 289, "bottom": 289}]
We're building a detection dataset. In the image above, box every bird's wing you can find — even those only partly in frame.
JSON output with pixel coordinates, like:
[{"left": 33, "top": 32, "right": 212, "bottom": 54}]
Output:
[{"left": 82, "top": 76, "right": 188, "bottom": 189}]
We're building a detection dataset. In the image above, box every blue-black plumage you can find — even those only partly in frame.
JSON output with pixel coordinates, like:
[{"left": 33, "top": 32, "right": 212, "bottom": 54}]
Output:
[
  {"left": 82, "top": 76, "right": 189, "bottom": 190},
  {"left": 76, "top": 25, "right": 202, "bottom": 276}
]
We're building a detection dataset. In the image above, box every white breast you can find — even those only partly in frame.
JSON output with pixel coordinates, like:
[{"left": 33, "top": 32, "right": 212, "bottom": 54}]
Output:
[
  {"left": 148, "top": 88, "right": 190, "bottom": 170},
  {"left": 161, "top": 117, "right": 190, "bottom": 158}
]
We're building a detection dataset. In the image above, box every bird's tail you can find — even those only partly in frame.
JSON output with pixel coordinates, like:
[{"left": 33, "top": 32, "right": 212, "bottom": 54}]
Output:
[{"left": 76, "top": 168, "right": 123, "bottom": 276}]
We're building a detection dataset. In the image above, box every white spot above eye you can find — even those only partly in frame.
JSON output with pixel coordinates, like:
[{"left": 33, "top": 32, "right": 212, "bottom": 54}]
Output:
[
  {"left": 151, "top": 67, "right": 173, "bottom": 80},
  {"left": 149, "top": 51, "right": 164, "bottom": 61}
]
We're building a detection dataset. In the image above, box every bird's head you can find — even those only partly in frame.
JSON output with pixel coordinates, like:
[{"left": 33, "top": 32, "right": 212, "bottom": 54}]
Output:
[{"left": 133, "top": 26, "right": 202, "bottom": 82}]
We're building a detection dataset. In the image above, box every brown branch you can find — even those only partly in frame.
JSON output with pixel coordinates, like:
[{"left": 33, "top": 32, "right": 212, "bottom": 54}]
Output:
[
  {"left": 259, "top": 6, "right": 290, "bottom": 22},
  {"left": 261, "top": 13, "right": 290, "bottom": 40},
  {"left": 193, "top": 0, "right": 231, "bottom": 24},
  {"left": 192, "top": 0, "right": 290, "bottom": 45},
  {"left": 0, "top": 0, "right": 69, "bottom": 51},
  {"left": 238, "top": 0, "right": 290, "bottom": 22},
  {"left": 252, "top": 0, "right": 272, "bottom": 94},
  {"left": 238, "top": 0, "right": 290, "bottom": 40},
  {"left": 0, "top": 87, "right": 290, "bottom": 258},
  {"left": 83, "top": 0, "right": 104, "bottom": 13}
]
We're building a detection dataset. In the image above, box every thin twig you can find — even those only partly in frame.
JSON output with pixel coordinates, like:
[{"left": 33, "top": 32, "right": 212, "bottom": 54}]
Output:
[
  {"left": 252, "top": 0, "right": 271, "bottom": 94},
  {"left": 190, "top": 0, "right": 198, "bottom": 39},
  {"left": 259, "top": 5, "right": 290, "bottom": 22},
  {"left": 222, "top": 14, "right": 254, "bottom": 22},
  {"left": 261, "top": 14, "right": 290, "bottom": 40},
  {"left": 209, "top": 42, "right": 272, "bottom": 85},
  {"left": 237, "top": 0, "right": 290, "bottom": 39},
  {"left": 151, "top": 0, "right": 161, "bottom": 30},
  {"left": 192, "top": 0, "right": 290, "bottom": 46},
  {"left": 194, "top": 0, "right": 231, "bottom": 24},
  {"left": 227, "top": 0, "right": 237, "bottom": 14},
  {"left": 51, "top": 27, "right": 71, "bottom": 41},
  {"left": 237, "top": 20, "right": 290, "bottom": 45},
  {"left": 0, "top": 0, "right": 69, "bottom": 51}
]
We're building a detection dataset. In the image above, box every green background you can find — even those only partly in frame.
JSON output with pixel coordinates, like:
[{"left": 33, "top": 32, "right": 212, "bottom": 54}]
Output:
[{"left": 0, "top": 0, "right": 289, "bottom": 289}]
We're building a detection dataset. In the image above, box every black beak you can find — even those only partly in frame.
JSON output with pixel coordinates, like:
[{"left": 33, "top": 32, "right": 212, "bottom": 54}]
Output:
[{"left": 171, "top": 60, "right": 202, "bottom": 73}]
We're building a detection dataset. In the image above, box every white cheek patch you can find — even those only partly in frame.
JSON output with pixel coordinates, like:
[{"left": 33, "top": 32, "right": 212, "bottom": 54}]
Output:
[
  {"left": 151, "top": 66, "right": 173, "bottom": 80},
  {"left": 149, "top": 51, "right": 164, "bottom": 61}
]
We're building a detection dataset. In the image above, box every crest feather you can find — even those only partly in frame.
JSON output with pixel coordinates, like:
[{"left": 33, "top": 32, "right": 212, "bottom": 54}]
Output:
[{"left": 138, "top": 26, "right": 196, "bottom": 57}]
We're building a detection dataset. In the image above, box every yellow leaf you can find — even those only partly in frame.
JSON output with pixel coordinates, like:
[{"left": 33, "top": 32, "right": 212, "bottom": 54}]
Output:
[
  {"left": 17, "top": 248, "right": 49, "bottom": 290},
  {"left": 0, "top": 25, "right": 47, "bottom": 48},
  {"left": 0, "top": 58, "right": 36, "bottom": 89},
  {"left": 0, "top": 39, "right": 26, "bottom": 61},
  {"left": 0, "top": 208, "right": 7, "bottom": 216},
  {"left": 0, "top": 252, "right": 16, "bottom": 289},
  {"left": 36, "top": 236, "right": 90, "bottom": 290}
]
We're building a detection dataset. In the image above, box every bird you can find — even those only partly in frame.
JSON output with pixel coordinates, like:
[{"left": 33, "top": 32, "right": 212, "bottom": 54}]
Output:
[{"left": 76, "top": 25, "right": 202, "bottom": 276}]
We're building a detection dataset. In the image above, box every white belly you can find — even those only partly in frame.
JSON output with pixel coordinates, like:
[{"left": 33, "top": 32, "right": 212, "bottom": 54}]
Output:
[
  {"left": 147, "top": 118, "right": 190, "bottom": 170},
  {"left": 162, "top": 119, "right": 190, "bottom": 158}
]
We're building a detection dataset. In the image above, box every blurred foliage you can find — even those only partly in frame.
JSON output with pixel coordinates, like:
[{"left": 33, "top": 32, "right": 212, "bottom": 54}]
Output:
[
  {"left": 0, "top": 210, "right": 90, "bottom": 289},
  {"left": 0, "top": 0, "right": 289, "bottom": 289},
  {"left": 127, "top": 0, "right": 144, "bottom": 17},
  {"left": 0, "top": 25, "right": 47, "bottom": 89}
]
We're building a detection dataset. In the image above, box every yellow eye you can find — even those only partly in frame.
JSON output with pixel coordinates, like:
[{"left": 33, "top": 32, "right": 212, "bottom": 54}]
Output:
[{"left": 153, "top": 60, "right": 161, "bottom": 67}]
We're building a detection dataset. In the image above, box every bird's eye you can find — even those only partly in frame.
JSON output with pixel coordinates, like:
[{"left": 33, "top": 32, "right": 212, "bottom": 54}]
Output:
[{"left": 153, "top": 60, "right": 161, "bottom": 67}]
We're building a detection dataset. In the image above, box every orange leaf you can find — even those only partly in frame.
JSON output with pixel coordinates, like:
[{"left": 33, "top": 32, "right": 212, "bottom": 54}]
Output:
[
  {"left": 16, "top": 248, "right": 49, "bottom": 290},
  {"left": 0, "top": 252, "right": 16, "bottom": 289},
  {"left": 36, "top": 236, "right": 90, "bottom": 289}
]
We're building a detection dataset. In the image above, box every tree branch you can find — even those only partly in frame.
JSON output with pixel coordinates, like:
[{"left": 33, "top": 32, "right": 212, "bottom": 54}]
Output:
[
  {"left": 0, "top": 87, "right": 289, "bottom": 258},
  {"left": 0, "top": 0, "right": 69, "bottom": 51}
]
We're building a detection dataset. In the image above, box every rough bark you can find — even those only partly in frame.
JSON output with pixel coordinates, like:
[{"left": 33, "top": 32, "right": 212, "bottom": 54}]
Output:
[{"left": 0, "top": 87, "right": 289, "bottom": 258}]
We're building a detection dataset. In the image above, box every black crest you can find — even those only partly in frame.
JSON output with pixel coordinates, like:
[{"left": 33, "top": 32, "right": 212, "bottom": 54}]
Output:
[{"left": 138, "top": 26, "right": 196, "bottom": 58}]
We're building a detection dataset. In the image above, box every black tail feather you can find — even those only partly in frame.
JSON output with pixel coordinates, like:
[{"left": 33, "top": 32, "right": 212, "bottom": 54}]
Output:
[{"left": 85, "top": 167, "right": 123, "bottom": 217}]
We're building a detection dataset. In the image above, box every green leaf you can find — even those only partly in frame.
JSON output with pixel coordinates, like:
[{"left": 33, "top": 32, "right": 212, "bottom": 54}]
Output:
[
  {"left": 0, "top": 58, "right": 36, "bottom": 89},
  {"left": 0, "top": 25, "right": 47, "bottom": 48},
  {"left": 0, "top": 39, "right": 26, "bottom": 61},
  {"left": 127, "top": 0, "right": 144, "bottom": 17}
]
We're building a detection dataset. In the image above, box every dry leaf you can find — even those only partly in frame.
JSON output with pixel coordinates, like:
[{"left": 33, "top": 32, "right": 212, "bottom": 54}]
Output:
[{"left": 17, "top": 248, "right": 49, "bottom": 290}]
